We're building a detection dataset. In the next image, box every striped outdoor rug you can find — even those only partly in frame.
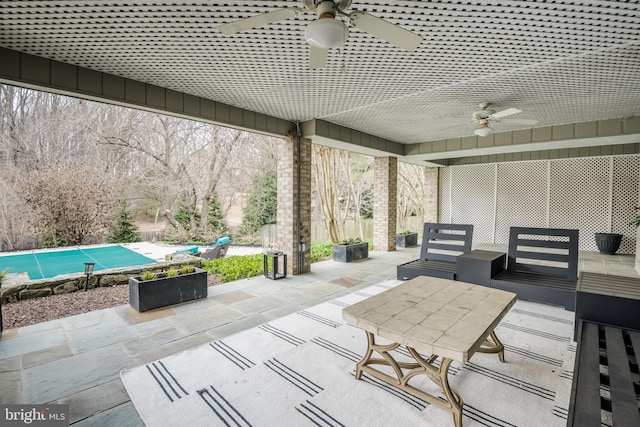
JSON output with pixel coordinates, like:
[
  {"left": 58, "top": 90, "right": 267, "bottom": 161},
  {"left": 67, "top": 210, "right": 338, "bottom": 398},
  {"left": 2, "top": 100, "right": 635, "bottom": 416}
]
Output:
[{"left": 121, "top": 279, "right": 576, "bottom": 427}]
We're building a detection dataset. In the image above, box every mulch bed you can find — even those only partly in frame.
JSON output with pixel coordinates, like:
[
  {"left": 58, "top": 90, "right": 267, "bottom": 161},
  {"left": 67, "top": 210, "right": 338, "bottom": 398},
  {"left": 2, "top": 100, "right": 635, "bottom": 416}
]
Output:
[{"left": 1, "top": 274, "right": 222, "bottom": 330}]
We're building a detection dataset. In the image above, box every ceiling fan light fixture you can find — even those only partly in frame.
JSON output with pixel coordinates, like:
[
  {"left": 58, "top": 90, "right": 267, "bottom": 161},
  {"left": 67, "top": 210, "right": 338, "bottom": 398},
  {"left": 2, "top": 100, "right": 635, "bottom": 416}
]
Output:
[
  {"left": 474, "top": 121, "right": 493, "bottom": 137},
  {"left": 305, "top": 17, "right": 349, "bottom": 49}
]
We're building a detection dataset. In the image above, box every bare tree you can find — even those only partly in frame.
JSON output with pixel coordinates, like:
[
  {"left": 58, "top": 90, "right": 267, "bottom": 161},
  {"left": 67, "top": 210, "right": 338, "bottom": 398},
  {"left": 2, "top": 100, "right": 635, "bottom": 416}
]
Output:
[
  {"left": 21, "top": 162, "right": 122, "bottom": 246},
  {"left": 0, "top": 86, "right": 119, "bottom": 248},
  {"left": 348, "top": 154, "right": 373, "bottom": 239},
  {"left": 0, "top": 84, "right": 284, "bottom": 248},
  {"left": 0, "top": 173, "right": 29, "bottom": 250},
  {"left": 94, "top": 113, "right": 252, "bottom": 242},
  {"left": 397, "top": 162, "right": 428, "bottom": 231},
  {"left": 312, "top": 145, "right": 354, "bottom": 243}
]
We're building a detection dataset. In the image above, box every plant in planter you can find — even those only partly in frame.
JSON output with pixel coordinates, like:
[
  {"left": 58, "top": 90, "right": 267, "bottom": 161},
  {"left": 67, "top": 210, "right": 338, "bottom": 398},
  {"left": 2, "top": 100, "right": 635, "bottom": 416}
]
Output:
[
  {"left": 333, "top": 238, "right": 369, "bottom": 263},
  {"left": 139, "top": 270, "right": 157, "bottom": 281},
  {"left": 180, "top": 265, "right": 195, "bottom": 274},
  {"left": 129, "top": 266, "right": 207, "bottom": 312},
  {"left": 396, "top": 230, "right": 418, "bottom": 248}
]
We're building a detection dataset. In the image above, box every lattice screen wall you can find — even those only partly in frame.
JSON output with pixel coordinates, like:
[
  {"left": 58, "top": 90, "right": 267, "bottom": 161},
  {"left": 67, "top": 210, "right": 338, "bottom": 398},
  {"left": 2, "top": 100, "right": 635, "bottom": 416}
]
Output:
[
  {"left": 449, "top": 164, "right": 496, "bottom": 245},
  {"left": 439, "top": 168, "right": 451, "bottom": 224},
  {"left": 495, "top": 162, "right": 548, "bottom": 244},
  {"left": 613, "top": 156, "right": 640, "bottom": 253},
  {"left": 439, "top": 155, "right": 639, "bottom": 253},
  {"left": 549, "top": 158, "right": 611, "bottom": 251}
]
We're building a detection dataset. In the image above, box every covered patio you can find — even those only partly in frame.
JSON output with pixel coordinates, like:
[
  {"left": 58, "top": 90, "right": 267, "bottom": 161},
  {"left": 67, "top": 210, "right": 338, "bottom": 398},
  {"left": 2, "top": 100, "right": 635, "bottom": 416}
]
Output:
[
  {"left": 0, "top": 245, "right": 636, "bottom": 425},
  {"left": 1, "top": 1, "right": 639, "bottom": 276},
  {"left": 1, "top": 1, "right": 640, "bottom": 425}
]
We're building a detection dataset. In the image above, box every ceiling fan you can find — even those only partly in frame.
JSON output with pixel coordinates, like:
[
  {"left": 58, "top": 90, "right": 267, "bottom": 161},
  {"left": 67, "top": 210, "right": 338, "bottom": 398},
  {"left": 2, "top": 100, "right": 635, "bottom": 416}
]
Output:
[
  {"left": 472, "top": 102, "right": 538, "bottom": 137},
  {"left": 217, "top": 0, "right": 423, "bottom": 69}
]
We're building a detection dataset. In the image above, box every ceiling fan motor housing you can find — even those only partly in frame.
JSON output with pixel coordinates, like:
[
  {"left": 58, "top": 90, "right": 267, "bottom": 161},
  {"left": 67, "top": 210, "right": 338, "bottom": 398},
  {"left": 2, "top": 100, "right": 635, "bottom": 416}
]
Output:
[
  {"left": 303, "top": 0, "right": 352, "bottom": 12},
  {"left": 473, "top": 108, "right": 496, "bottom": 121}
]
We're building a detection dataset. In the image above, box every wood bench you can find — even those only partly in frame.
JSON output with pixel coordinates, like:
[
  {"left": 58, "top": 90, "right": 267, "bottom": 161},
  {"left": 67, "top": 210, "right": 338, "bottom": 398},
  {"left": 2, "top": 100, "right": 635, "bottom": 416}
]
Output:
[
  {"left": 489, "top": 227, "right": 579, "bottom": 310},
  {"left": 396, "top": 223, "right": 473, "bottom": 281},
  {"left": 574, "top": 271, "right": 640, "bottom": 340},
  {"left": 568, "top": 320, "right": 640, "bottom": 426}
]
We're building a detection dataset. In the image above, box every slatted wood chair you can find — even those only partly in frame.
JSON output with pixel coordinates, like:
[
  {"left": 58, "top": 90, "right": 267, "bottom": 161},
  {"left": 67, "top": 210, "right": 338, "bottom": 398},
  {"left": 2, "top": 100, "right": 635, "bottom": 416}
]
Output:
[
  {"left": 396, "top": 223, "right": 474, "bottom": 280},
  {"left": 490, "top": 226, "right": 579, "bottom": 310}
]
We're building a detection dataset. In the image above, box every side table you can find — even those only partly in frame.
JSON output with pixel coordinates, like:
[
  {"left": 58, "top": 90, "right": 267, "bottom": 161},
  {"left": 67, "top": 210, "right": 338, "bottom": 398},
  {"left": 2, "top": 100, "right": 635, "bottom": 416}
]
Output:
[
  {"left": 263, "top": 251, "right": 287, "bottom": 280},
  {"left": 456, "top": 250, "right": 506, "bottom": 287}
]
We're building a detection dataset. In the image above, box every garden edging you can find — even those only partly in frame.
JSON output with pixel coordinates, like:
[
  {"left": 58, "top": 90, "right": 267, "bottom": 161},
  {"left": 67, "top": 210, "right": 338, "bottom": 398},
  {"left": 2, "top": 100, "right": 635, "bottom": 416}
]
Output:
[{"left": 0, "top": 255, "right": 203, "bottom": 304}]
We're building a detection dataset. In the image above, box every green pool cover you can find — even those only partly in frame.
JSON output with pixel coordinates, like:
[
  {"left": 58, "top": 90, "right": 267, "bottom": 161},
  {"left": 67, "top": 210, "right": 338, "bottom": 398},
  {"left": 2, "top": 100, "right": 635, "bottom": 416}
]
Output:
[{"left": 0, "top": 245, "right": 156, "bottom": 280}]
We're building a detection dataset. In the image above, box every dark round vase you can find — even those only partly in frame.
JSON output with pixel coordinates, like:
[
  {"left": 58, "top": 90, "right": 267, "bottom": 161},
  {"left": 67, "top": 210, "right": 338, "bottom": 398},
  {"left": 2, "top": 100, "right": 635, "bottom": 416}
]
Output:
[{"left": 594, "top": 233, "right": 623, "bottom": 255}]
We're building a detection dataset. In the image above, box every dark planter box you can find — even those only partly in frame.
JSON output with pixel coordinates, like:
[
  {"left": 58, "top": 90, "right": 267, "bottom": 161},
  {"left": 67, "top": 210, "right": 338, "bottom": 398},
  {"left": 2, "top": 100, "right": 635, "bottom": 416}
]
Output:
[
  {"left": 396, "top": 232, "right": 418, "bottom": 248},
  {"left": 594, "top": 233, "right": 623, "bottom": 255},
  {"left": 129, "top": 267, "right": 207, "bottom": 312},
  {"left": 333, "top": 242, "right": 369, "bottom": 263}
]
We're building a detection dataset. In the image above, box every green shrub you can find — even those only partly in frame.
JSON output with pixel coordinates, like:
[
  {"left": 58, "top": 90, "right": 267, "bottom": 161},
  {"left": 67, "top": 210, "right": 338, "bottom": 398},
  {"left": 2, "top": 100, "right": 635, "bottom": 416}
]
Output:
[
  {"left": 166, "top": 267, "right": 179, "bottom": 277},
  {"left": 180, "top": 264, "right": 195, "bottom": 274},
  {"left": 242, "top": 168, "right": 277, "bottom": 234},
  {"left": 310, "top": 241, "right": 333, "bottom": 263},
  {"left": 201, "top": 240, "right": 374, "bottom": 284},
  {"left": 140, "top": 271, "right": 157, "bottom": 281},
  {"left": 203, "top": 254, "right": 264, "bottom": 282},
  {"left": 0, "top": 268, "right": 8, "bottom": 283},
  {"left": 106, "top": 199, "right": 141, "bottom": 243},
  {"left": 41, "top": 229, "right": 67, "bottom": 248}
]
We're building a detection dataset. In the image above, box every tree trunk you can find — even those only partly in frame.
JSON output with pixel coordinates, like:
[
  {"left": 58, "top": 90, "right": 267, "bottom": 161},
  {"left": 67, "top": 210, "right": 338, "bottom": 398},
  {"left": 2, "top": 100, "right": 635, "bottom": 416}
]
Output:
[{"left": 164, "top": 209, "right": 186, "bottom": 235}]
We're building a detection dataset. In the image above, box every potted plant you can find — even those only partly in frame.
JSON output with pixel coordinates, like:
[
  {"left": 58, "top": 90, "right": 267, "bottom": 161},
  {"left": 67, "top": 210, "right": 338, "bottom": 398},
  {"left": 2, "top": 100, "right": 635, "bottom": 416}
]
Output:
[
  {"left": 333, "top": 238, "right": 369, "bottom": 263},
  {"left": 594, "top": 206, "right": 637, "bottom": 255},
  {"left": 396, "top": 230, "right": 418, "bottom": 248},
  {"left": 594, "top": 232, "right": 623, "bottom": 255},
  {"left": 128, "top": 265, "right": 207, "bottom": 312}
]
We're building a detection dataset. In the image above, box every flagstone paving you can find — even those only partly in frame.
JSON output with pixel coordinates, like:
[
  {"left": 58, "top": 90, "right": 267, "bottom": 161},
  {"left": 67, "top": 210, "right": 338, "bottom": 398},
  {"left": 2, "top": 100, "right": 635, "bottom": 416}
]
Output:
[{"left": 0, "top": 244, "right": 637, "bottom": 426}]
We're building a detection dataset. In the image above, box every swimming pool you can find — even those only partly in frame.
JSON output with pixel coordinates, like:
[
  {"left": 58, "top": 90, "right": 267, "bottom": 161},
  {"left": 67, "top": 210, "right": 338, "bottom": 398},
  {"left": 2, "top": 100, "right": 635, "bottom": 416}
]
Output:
[{"left": 0, "top": 245, "right": 157, "bottom": 280}]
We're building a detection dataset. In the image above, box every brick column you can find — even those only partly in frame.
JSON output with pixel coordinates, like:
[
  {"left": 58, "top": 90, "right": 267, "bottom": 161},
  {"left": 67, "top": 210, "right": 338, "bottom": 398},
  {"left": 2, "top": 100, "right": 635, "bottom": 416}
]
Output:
[
  {"left": 424, "top": 167, "right": 439, "bottom": 223},
  {"left": 373, "top": 156, "right": 398, "bottom": 251},
  {"left": 277, "top": 132, "right": 312, "bottom": 274}
]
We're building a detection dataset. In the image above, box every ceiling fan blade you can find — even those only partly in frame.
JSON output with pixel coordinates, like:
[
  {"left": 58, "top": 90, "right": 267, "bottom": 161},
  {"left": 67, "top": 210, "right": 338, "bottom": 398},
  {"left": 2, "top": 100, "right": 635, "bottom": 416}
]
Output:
[
  {"left": 309, "top": 46, "right": 328, "bottom": 69},
  {"left": 348, "top": 11, "right": 422, "bottom": 51},
  {"left": 498, "top": 118, "right": 539, "bottom": 126},
  {"left": 490, "top": 108, "right": 521, "bottom": 120},
  {"left": 217, "top": 7, "right": 303, "bottom": 35}
]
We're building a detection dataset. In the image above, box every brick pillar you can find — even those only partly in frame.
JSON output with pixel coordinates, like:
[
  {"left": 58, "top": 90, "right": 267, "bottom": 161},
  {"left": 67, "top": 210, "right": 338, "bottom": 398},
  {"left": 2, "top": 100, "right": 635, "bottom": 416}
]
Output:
[
  {"left": 424, "top": 167, "right": 439, "bottom": 223},
  {"left": 277, "top": 132, "right": 312, "bottom": 274},
  {"left": 373, "top": 156, "right": 398, "bottom": 251}
]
